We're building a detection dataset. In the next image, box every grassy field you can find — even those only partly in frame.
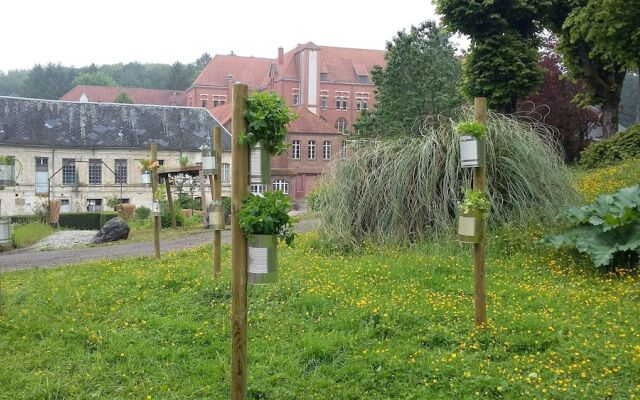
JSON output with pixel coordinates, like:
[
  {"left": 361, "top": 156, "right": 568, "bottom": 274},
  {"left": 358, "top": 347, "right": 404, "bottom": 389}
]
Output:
[
  {"left": 573, "top": 157, "right": 640, "bottom": 201},
  {"left": 1, "top": 225, "right": 638, "bottom": 399},
  {"left": 11, "top": 223, "right": 54, "bottom": 249}
]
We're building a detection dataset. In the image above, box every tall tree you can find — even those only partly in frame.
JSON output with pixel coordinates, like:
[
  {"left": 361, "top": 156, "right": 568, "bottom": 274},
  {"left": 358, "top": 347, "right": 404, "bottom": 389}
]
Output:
[
  {"left": 548, "top": 0, "right": 639, "bottom": 137},
  {"left": 113, "top": 91, "right": 134, "bottom": 104},
  {"left": 167, "top": 61, "right": 193, "bottom": 90},
  {"left": 354, "top": 21, "right": 462, "bottom": 136},
  {"left": 23, "top": 63, "right": 76, "bottom": 99},
  {"left": 72, "top": 71, "right": 117, "bottom": 87},
  {"left": 518, "top": 36, "right": 598, "bottom": 162},
  {"left": 436, "top": 0, "right": 548, "bottom": 113},
  {"left": 0, "top": 69, "right": 28, "bottom": 97}
]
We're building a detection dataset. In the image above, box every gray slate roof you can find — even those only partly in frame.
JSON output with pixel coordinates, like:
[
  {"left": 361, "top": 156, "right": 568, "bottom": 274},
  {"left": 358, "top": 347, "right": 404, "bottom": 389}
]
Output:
[{"left": 0, "top": 96, "right": 231, "bottom": 152}]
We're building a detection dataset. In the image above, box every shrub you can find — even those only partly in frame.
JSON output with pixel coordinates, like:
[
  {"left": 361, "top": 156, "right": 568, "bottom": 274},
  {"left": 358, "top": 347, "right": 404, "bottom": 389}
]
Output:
[
  {"left": 239, "top": 191, "right": 295, "bottom": 245},
  {"left": 313, "top": 110, "right": 580, "bottom": 247},
  {"left": 12, "top": 223, "right": 54, "bottom": 248},
  {"left": 546, "top": 185, "right": 640, "bottom": 270},
  {"left": 221, "top": 197, "right": 231, "bottom": 224},
  {"left": 118, "top": 204, "right": 136, "bottom": 220},
  {"left": 579, "top": 124, "right": 640, "bottom": 169},
  {"left": 135, "top": 206, "right": 151, "bottom": 220},
  {"left": 10, "top": 214, "right": 44, "bottom": 225},
  {"left": 59, "top": 212, "right": 118, "bottom": 230},
  {"left": 161, "top": 201, "right": 185, "bottom": 228},
  {"left": 240, "top": 91, "right": 298, "bottom": 155}
]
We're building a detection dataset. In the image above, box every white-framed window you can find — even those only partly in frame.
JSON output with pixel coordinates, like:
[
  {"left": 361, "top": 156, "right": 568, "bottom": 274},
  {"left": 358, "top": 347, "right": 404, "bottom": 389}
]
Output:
[
  {"left": 292, "top": 140, "right": 300, "bottom": 160},
  {"left": 335, "top": 91, "right": 349, "bottom": 110},
  {"left": 250, "top": 184, "right": 266, "bottom": 195},
  {"left": 115, "top": 159, "right": 127, "bottom": 184},
  {"left": 335, "top": 118, "right": 348, "bottom": 133},
  {"left": 213, "top": 95, "right": 227, "bottom": 107},
  {"left": 200, "top": 94, "right": 208, "bottom": 108},
  {"left": 222, "top": 163, "right": 230, "bottom": 183},
  {"left": 293, "top": 88, "right": 300, "bottom": 105},
  {"left": 323, "top": 140, "right": 331, "bottom": 160},
  {"left": 342, "top": 140, "right": 348, "bottom": 159},
  {"left": 272, "top": 179, "right": 289, "bottom": 194},
  {"left": 320, "top": 90, "right": 328, "bottom": 109},
  {"left": 62, "top": 159, "right": 76, "bottom": 185},
  {"left": 308, "top": 140, "right": 316, "bottom": 160},
  {"left": 35, "top": 157, "right": 48, "bottom": 194},
  {"left": 356, "top": 92, "right": 369, "bottom": 111},
  {"left": 88, "top": 159, "right": 102, "bottom": 185}
]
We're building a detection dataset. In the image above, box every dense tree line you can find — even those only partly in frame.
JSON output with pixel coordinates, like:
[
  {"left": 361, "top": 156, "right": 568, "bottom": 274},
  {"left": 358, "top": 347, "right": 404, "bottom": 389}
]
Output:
[{"left": 0, "top": 53, "right": 212, "bottom": 100}]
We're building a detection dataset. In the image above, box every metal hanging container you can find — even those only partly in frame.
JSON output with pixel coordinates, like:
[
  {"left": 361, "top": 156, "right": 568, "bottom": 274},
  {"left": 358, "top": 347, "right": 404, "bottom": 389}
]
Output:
[
  {"left": 202, "top": 153, "right": 216, "bottom": 176},
  {"left": 457, "top": 209, "right": 484, "bottom": 243},
  {"left": 141, "top": 171, "right": 151, "bottom": 185},
  {"left": 208, "top": 200, "right": 225, "bottom": 230},
  {"left": 459, "top": 136, "right": 486, "bottom": 168},
  {"left": 248, "top": 234, "right": 278, "bottom": 284},
  {"left": 250, "top": 144, "right": 271, "bottom": 193}
]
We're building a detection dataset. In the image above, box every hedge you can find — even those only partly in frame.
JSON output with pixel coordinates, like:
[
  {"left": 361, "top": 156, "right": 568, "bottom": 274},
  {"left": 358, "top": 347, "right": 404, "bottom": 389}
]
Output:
[
  {"left": 10, "top": 214, "right": 45, "bottom": 225},
  {"left": 58, "top": 212, "right": 118, "bottom": 230},
  {"left": 580, "top": 124, "right": 640, "bottom": 169}
]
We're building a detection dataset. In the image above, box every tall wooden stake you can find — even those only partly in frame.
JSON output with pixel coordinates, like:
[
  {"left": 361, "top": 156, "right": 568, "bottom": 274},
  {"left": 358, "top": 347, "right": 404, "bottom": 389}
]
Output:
[
  {"left": 473, "top": 97, "right": 487, "bottom": 327},
  {"left": 231, "top": 83, "right": 249, "bottom": 400},
  {"left": 151, "top": 142, "right": 161, "bottom": 259},
  {"left": 213, "top": 126, "right": 222, "bottom": 277}
]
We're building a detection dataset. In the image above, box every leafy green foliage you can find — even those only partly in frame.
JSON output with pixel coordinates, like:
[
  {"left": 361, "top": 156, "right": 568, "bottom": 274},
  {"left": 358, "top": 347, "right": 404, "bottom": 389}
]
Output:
[
  {"left": 314, "top": 110, "right": 578, "bottom": 247},
  {"left": 579, "top": 124, "right": 640, "bottom": 169},
  {"left": 160, "top": 201, "right": 185, "bottom": 228},
  {"left": 58, "top": 212, "right": 118, "bottom": 230},
  {"left": 72, "top": 71, "right": 117, "bottom": 87},
  {"left": 105, "top": 195, "right": 120, "bottom": 210},
  {"left": 353, "top": 21, "right": 463, "bottom": 136},
  {"left": 456, "top": 121, "right": 485, "bottom": 138},
  {"left": 239, "top": 191, "right": 295, "bottom": 245},
  {"left": 547, "top": 185, "right": 640, "bottom": 268},
  {"left": 462, "top": 34, "right": 543, "bottom": 112},
  {"left": 240, "top": 91, "right": 297, "bottom": 155},
  {"left": 113, "top": 91, "right": 134, "bottom": 104},
  {"left": 460, "top": 189, "right": 490, "bottom": 215},
  {"left": 11, "top": 223, "right": 54, "bottom": 249},
  {"left": 0, "top": 155, "right": 12, "bottom": 165},
  {"left": 178, "top": 155, "right": 189, "bottom": 167},
  {"left": 134, "top": 206, "right": 151, "bottom": 220},
  {"left": 139, "top": 158, "right": 151, "bottom": 172}
]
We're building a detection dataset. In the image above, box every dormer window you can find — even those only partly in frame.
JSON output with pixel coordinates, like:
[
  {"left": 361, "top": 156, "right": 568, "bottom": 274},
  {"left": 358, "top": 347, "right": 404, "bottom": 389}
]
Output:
[
  {"left": 357, "top": 75, "right": 369, "bottom": 84},
  {"left": 293, "top": 88, "right": 300, "bottom": 106},
  {"left": 320, "top": 72, "right": 329, "bottom": 81}
]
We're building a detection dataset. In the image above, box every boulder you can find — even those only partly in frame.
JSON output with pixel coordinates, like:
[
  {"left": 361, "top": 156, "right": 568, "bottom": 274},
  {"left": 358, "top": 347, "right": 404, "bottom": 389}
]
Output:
[{"left": 92, "top": 217, "right": 130, "bottom": 244}]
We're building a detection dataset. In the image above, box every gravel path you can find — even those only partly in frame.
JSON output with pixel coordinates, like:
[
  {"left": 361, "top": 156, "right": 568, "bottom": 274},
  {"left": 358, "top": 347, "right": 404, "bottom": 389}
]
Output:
[
  {"left": 0, "top": 219, "right": 318, "bottom": 272},
  {"left": 31, "top": 230, "right": 98, "bottom": 250}
]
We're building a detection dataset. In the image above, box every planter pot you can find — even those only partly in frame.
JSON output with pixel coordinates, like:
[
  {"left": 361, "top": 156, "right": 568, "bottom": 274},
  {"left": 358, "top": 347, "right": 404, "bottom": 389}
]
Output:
[
  {"left": 248, "top": 234, "right": 277, "bottom": 284},
  {"left": 0, "top": 164, "right": 15, "bottom": 187},
  {"left": 151, "top": 201, "right": 161, "bottom": 216},
  {"left": 458, "top": 209, "right": 485, "bottom": 243},
  {"left": 459, "top": 136, "right": 486, "bottom": 168},
  {"left": 0, "top": 218, "right": 11, "bottom": 246},
  {"left": 250, "top": 144, "right": 271, "bottom": 185},
  {"left": 202, "top": 155, "right": 216, "bottom": 176},
  {"left": 207, "top": 201, "right": 225, "bottom": 230},
  {"left": 140, "top": 171, "right": 151, "bottom": 185}
]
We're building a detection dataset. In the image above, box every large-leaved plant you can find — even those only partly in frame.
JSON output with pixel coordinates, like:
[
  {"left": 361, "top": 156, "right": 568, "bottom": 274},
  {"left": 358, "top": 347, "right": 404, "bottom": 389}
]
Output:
[{"left": 546, "top": 185, "right": 640, "bottom": 269}]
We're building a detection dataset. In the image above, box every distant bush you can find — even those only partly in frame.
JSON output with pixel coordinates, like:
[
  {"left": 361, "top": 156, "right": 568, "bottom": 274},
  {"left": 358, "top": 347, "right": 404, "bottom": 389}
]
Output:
[
  {"left": 579, "top": 124, "right": 640, "bottom": 169},
  {"left": 221, "top": 197, "right": 231, "bottom": 224},
  {"left": 10, "top": 214, "right": 44, "bottom": 225},
  {"left": 59, "top": 212, "right": 118, "bottom": 230},
  {"left": 135, "top": 206, "right": 151, "bottom": 220},
  {"left": 161, "top": 201, "right": 185, "bottom": 228}
]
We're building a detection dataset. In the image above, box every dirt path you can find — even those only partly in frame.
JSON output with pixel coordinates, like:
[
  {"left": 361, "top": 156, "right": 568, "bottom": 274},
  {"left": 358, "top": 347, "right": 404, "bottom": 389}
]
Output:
[{"left": 0, "top": 219, "right": 318, "bottom": 272}]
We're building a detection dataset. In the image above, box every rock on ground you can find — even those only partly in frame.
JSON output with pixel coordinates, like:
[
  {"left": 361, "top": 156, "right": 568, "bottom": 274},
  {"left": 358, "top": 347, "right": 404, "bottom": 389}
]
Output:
[{"left": 92, "top": 217, "right": 130, "bottom": 244}]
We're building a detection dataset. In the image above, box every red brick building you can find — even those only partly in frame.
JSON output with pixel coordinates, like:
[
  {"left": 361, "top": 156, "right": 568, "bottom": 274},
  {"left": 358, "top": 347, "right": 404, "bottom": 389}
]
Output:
[{"left": 61, "top": 42, "right": 386, "bottom": 199}]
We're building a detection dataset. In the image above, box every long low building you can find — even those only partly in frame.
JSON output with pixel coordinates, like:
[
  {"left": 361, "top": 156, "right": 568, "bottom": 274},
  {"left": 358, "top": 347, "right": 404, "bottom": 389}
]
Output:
[{"left": 0, "top": 96, "right": 231, "bottom": 216}]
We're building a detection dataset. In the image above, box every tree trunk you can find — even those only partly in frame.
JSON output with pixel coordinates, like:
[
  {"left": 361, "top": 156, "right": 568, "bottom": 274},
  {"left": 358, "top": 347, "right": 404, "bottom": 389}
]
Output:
[
  {"left": 601, "top": 97, "right": 620, "bottom": 139},
  {"left": 636, "top": 68, "right": 640, "bottom": 124}
]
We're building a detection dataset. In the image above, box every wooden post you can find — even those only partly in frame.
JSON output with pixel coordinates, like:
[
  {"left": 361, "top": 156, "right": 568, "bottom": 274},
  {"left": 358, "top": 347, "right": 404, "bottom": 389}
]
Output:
[
  {"left": 199, "top": 169, "right": 208, "bottom": 228},
  {"left": 213, "top": 126, "right": 222, "bottom": 277},
  {"left": 473, "top": 97, "right": 487, "bottom": 327},
  {"left": 231, "top": 83, "right": 249, "bottom": 400},
  {"left": 151, "top": 142, "right": 161, "bottom": 259},
  {"left": 166, "top": 178, "right": 177, "bottom": 229}
]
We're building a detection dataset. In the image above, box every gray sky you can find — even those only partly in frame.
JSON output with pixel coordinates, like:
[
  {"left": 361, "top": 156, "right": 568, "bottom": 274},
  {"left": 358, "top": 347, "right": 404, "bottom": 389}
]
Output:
[{"left": 0, "top": 0, "right": 453, "bottom": 71}]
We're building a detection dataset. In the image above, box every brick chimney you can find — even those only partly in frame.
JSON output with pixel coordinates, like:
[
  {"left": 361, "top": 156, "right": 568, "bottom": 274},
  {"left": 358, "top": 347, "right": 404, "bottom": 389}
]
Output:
[{"left": 278, "top": 47, "right": 284, "bottom": 64}]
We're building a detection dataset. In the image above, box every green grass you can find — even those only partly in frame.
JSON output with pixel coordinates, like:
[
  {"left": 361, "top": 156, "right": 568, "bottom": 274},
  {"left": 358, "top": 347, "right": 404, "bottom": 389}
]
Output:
[
  {"left": 11, "top": 223, "right": 54, "bottom": 248},
  {"left": 573, "top": 157, "right": 640, "bottom": 201},
  {"left": 1, "top": 228, "right": 638, "bottom": 399}
]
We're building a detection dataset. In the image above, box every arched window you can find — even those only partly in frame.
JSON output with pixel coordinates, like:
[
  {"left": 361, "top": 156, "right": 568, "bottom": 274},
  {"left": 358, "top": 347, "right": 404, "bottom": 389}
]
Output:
[
  {"left": 272, "top": 179, "right": 289, "bottom": 194},
  {"left": 335, "top": 117, "right": 348, "bottom": 133}
]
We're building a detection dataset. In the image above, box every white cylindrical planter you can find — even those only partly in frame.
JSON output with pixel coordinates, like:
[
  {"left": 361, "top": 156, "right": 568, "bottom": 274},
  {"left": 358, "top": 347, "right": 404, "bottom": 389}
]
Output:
[
  {"left": 0, "top": 219, "right": 12, "bottom": 246},
  {"left": 459, "top": 136, "right": 486, "bottom": 168},
  {"left": 250, "top": 144, "right": 271, "bottom": 187},
  {"left": 202, "top": 154, "right": 216, "bottom": 176},
  {"left": 151, "top": 201, "right": 161, "bottom": 216},
  {"left": 457, "top": 209, "right": 484, "bottom": 243},
  {"left": 248, "top": 234, "right": 277, "bottom": 284},
  {"left": 207, "top": 201, "right": 225, "bottom": 230},
  {"left": 141, "top": 171, "right": 151, "bottom": 185}
]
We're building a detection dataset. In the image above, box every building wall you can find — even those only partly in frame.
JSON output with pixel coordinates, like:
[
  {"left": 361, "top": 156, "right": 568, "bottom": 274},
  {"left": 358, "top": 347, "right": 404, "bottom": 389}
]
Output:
[{"left": 0, "top": 145, "right": 231, "bottom": 216}]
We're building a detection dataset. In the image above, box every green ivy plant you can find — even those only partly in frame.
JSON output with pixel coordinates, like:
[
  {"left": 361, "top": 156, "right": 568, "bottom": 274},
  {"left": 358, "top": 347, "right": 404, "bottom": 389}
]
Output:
[
  {"left": 179, "top": 155, "right": 190, "bottom": 167},
  {"left": 139, "top": 158, "right": 152, "bottom": 172},
  {"left": 240, "top": 91, "right": 298, "bottom": 155},
  {"left": 460, "top": 189, "right": 490, "bottom": 215},
  {"left": 0, "top": 156, "right": 13, "bottom": 165},
  {"left": 546, "top": 185, "right": 640, "bottom": 269},
  {"left": 456, "top": 121, "right": 486, "bottom": 138},
  {"left": 239, "top": 191, "right": 295, "bottom": 246}
]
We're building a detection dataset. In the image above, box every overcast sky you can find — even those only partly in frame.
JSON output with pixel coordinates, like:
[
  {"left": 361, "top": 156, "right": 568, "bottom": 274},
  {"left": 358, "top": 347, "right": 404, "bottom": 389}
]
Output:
[{"left": 0, "top": 0, "right": 461, "bottom": 72}]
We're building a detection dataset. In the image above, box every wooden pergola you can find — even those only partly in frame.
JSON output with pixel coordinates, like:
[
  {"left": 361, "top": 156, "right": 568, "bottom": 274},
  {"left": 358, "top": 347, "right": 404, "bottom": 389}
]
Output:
[{"left": 157, "top": 165, "right": 212, "bottom": 228}]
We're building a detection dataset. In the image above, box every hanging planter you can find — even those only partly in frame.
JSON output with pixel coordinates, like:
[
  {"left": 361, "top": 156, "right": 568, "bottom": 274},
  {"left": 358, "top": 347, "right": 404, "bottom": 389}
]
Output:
[
  {"left": 201, "top": 145, "right": 217, "bottom": 176},
  {"left": 140, "top": 171, "right": 151, "bottom": 184},
  {"left": 0, "top": 156, "right": 16, "bottom": 187},
  {"left": 239, "top": 191, "right": 295, "bottom": 285},
  {"left": 457, "top": 121, "right": 486, "bottom": 168},
  {"left": 457, "top": 189, "right": 489, "bottom": 243},
  {"left": 151, "top": 200, "right": 161, "bottom": 216},
  {"left": 0, "top": 218, "right": 11, "bottom": 246},
  {"left": 248, "top": 234, "right": 278, "bottom": 284},
  {"left": 207, "top": 200, "right": 225, "bottom": 230},
  {"left": 139, "top": 158, "right": 152, "bottom": 185},
  {"left": 249, "top": 143, "right": 271, "bottom": 190}
]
